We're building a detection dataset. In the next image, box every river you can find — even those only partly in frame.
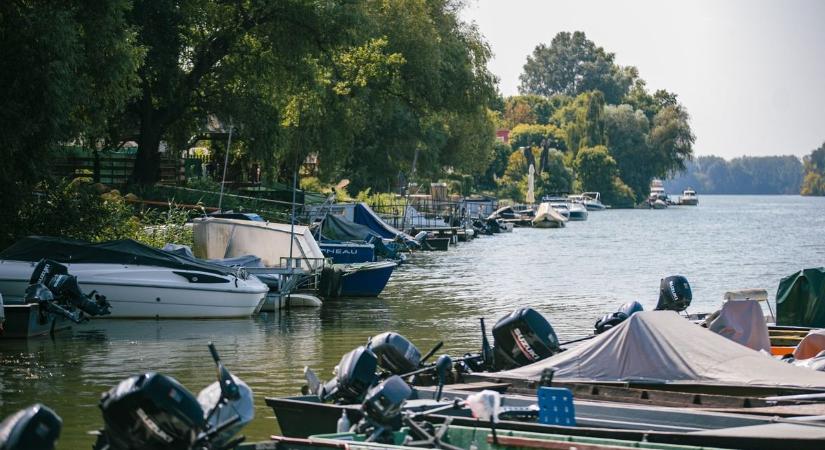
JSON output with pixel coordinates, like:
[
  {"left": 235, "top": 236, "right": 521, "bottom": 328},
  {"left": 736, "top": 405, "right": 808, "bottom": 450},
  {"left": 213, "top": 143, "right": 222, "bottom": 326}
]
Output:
[{"left": 1, "top": 195, "right": 824, "bottom": 448}]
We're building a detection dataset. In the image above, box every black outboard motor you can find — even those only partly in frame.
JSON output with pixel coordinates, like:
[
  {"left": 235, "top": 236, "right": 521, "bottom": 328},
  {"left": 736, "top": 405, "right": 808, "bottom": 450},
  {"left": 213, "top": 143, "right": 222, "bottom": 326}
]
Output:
[
  {"left": 321, "top": 346, "right": 379, "bottom": 403},
  {"left": 655, "top": 276, "right": 692, "bottom": 312},
  {"left": 594, "top": 301, "right": 644, "bottom": 334},
  {"left": 492, "top": 308, "right": 560, "bottom": 370},
  {"left": 98, "top": 372, "right": 204, "bottom": 449},
  {"left": 357, "top": 375, "right": 413, "bottom": 443},
  {"left": 95, "top": 343, "right": 251, "bottom": 450},
  {"left": 27, "top": 259, "right": 111, "bottom": 320},
  {"left": 0, "top": 404, "right": 62, "bottom": 450},
  {"left": 368, "top": 332, "right": 422, "bottom": 375}
]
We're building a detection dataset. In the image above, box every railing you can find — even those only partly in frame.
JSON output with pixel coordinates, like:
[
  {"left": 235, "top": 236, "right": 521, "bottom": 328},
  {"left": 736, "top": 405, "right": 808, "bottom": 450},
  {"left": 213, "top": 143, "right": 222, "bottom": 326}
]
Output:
[{"left": 51, "top": 154, "right": 183, "bottom": 185}]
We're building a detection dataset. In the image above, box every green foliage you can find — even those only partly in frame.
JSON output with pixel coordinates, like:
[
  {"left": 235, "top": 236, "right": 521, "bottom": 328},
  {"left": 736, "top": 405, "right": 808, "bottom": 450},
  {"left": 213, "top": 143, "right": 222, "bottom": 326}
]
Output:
[
  {"left": 604, "top": 104, "right": 654, "bottom": 201},
  {"left": 801, "top": 142, "right": 825, "bottom": 196},
  {"left": 519, "top": 31, "right": 636, "bottom": 104},
  {"left": 478, "top": 140, "right": 513, "bottom": 191},
  {"left": 575, "top": 145, "right": 617, "bottom": 195},
  {"left": 509, "top": 124, "right": 566, "bottom": 152},
  {"left": 5, "top": 179, "right": 193, "bottom": 249},
  {"left": 0, "top": 0, "right": 142, "bottom": 240},
  {"left": 553, "top": 91, "right": 606, "bottom": 154},
  {"left": 648, "top": 105, "right": 695, "bottom": 175}
]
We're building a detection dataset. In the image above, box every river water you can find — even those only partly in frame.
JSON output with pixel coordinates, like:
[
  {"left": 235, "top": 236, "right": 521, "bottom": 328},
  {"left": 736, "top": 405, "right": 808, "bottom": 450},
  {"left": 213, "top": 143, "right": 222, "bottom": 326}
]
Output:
[{"left": 1, "top": 195, "right": 824, "bottom": 448}]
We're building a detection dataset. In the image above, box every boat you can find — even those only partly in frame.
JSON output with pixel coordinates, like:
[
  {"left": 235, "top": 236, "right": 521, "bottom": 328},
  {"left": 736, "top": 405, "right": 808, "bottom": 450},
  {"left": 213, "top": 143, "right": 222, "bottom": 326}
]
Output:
[
  {"left": 548, "top": 202, "right": 570, "bottom": 219},
  {"left": 579, "top": 192, "right": 607, "bottom": 211},
  {"left": 334, "top": 260, "right": 398, "bottom": 297},
  {"left": 648, "top": 179, "right": 670, "bottom": 207},
  {"left": 0, "top": 236, "right": 268, "bottom": 318},
  {"left": 566, "top": 201, "right": 588, "bottom": 221},
  {"left": 531, "top": 203, "right": 567, "bottom": 228},
  {"left": 316, "top": 211, "right": 407, "bottom": 263},
  {"left": 0, "top": 303, "right": 71, "bottom": 338},
  {"left": 680, "top": 188, "right": 699, "bottom": 206},
  {"left": 306, "top": 203, "right": 419, "bottom": 249},
  {"left": 266, "top": 386, "right": 825, "bottom": 449},
  {"left": 195, "top": 217, "right": 396, "bottom": 299}
]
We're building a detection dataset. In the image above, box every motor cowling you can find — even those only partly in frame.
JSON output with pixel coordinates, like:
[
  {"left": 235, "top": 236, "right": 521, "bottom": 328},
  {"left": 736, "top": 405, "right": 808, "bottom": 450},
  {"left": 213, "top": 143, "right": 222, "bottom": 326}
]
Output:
[
  {"left": 0, "top": 404, "right": 62, "bottom": 450},
  {"left": 492, "top": 308, "right": 559, "bottom": 370},
  {"left": 361, "top": 375, "right": 412, "bottom": 426},
  {"left": 368, "top": 332, "right": 421, "bottom": 375},
  {"left": 27, "top": 259, "right": 69, "bottom": 286},
  {"left": 322, "top": 346, "right": 378, "bottom": 403},
  {"left": 98, "top": 372, "right": 204, "bottom": 450},
  {"left": 656, "top": 276, "right": 692, "bottom": 312},
  {"left": 595, "top": 301, "right": 644, "bottom": 334}
]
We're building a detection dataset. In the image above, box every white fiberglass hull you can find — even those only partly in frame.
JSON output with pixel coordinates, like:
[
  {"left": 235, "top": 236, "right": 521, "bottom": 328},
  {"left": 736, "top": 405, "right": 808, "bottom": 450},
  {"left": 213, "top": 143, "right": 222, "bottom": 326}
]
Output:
[{"left": 0, "top": 260, "right": 267, "bottom": 318}]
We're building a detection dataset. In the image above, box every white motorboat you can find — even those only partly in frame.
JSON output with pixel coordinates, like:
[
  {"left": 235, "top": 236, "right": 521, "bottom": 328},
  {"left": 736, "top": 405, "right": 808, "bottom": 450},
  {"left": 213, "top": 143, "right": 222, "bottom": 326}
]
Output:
[
  {"left": 577, "top": 192, "right": 607, "bottom": 211},
  {"left": 680, "top": 188, "right": 699, "bottom": 205},
  {"left": 531, "top": 202, "right": 567, "bottom": 228},
  {"left": 0, "top": 237, "right": 268, "bottom": 318},
  {"left": 549, "top": 202, "right": 571, "bottom": 219},
  {"left": 566, "top": 201, "right": 589, "bottom": 221}
]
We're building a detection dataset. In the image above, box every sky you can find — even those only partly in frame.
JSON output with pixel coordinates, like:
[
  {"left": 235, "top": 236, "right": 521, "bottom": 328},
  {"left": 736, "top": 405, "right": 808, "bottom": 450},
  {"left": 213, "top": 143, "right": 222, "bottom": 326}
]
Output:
[{"left": 460, "top": 0, "right": 825, "bottom": 159}]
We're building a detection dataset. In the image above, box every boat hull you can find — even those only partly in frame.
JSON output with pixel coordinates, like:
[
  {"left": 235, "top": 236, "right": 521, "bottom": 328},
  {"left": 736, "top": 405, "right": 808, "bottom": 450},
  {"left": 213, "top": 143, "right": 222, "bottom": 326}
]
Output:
[
  {"left": 0, "top": 304, "right": 71, "bottom": 338},
  {"left": 532, "top": 219, "right": 565, "bottom": 228},
  {"left": 338, "top": 261, "right": 396, "bottom": 297},
  {"left": 0, "top": 261, "right": 267, "bottom": 318},
  {"left": 319, "top": 242, "right": 375, "bottom": 263}
]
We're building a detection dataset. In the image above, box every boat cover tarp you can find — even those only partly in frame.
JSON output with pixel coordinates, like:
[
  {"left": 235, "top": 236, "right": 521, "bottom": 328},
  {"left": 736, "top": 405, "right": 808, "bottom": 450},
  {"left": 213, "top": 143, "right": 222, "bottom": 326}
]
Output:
[
  {"left": 708, "top": 300, "right": 771, "bottom": 352},
  {"left": 352, "top": 203, "right": 415, "bottom": 242},
  {"left": 497, "top": 311, "right": 825, "bottom": 389},
  {"left": 320, "top": 214, "right": 382, "bottom": 242},
  {"left": 193, "top": 218, "right": 325, "bottom": 270},
  {"left": 162, "top": 244, "right": 264, "bottom": 268},
  {"left": 776, "top": 267, "right": 825, "bottom": 327},
  {"left": 0, "top": 236, "right": 235, "bottom": 276}
]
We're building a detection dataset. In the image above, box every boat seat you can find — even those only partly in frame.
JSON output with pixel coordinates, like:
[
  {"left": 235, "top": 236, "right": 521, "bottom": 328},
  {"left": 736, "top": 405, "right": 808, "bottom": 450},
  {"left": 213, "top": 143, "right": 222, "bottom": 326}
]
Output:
[{"left": 537, "top": 387, "right": 575, "bottom": 426}]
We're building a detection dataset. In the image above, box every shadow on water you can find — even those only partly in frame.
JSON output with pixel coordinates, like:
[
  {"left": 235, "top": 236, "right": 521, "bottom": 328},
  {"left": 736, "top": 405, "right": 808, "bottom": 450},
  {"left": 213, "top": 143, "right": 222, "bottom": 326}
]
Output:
[{"left": 1, "top": 195, "right": 824, "bottom": 448}]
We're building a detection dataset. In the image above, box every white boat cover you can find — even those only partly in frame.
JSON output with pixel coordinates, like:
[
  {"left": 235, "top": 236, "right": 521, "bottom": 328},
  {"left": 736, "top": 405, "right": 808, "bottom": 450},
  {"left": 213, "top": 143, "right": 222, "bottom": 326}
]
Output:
[
  {"left": 193, "top": 218, "right": 325, "bottom": 270},
  {"left": 497, "top": 311, "right": 825, "bottom": 389},
  {"left": 533, "top": 202, "right": 567, "bottom": 224},
  {"left": 708, "top": 299, "right": 771, "bottom": 352}
]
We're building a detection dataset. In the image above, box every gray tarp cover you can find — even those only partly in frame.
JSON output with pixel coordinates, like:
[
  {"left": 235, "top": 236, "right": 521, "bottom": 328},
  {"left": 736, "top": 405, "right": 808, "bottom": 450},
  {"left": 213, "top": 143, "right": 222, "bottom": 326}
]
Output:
[
  {"left": 708, "top": 299, "right": 771, "bottom": 352},
  {"left": 498, "top": 311, "right": 825, "bottom": 389}
]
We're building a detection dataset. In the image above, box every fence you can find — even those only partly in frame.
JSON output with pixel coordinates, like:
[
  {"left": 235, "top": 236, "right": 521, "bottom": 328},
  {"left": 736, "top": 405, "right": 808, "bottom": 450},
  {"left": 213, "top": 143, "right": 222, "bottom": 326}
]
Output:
[{"left": 52, "top": 154, "right": 183, "bottom": 185}]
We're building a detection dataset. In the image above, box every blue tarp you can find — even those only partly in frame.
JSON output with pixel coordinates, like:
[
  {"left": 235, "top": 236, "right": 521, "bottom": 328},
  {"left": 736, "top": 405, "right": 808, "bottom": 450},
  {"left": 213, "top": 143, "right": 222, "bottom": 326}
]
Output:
[{"left": 352, "top": 203, "right": 416, "bottom": 243}]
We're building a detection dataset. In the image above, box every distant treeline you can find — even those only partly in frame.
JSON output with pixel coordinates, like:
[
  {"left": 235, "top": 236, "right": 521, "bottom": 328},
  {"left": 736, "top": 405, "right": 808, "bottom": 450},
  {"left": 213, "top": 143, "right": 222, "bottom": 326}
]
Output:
[{"left": 665, "top": 155, "right": 803, "bottom": 195}]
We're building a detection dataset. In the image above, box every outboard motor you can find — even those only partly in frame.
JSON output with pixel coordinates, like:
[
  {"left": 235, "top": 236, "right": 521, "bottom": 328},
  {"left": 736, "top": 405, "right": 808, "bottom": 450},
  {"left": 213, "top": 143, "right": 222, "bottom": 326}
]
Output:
[
  {"left": 356, "top": 375, "right": 413, "bottom": 443},
  {"left": 95, "top": 343, "right": 251, "bottom": 450},
  {"left": 98, "top": 372, "right": 204, "bottom": 449},
  {"left": 594, "top": 301, "right": 644, "bottom": 334},
  {"left": 320, "top": 346, "right": 379, "bottom": 403},
  {"left": 368, "top": 332, "right": 422, "bottom": 375},
  {"left": 655, "top": 276, "right": 692, "bottom": 312},
  {"left": 27, "top": 259, "right": 111, "bottom": 320},
  {"left": 0, "top": 404, "right": 62, "bottom": 450},
  {"left": 492, "top": 308, "right": 560, "bottom": 370}
]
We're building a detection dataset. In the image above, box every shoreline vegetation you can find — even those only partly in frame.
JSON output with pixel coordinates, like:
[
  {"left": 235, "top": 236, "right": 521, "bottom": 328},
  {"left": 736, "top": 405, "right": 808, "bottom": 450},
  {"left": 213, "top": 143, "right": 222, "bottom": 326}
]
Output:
[{"left": 2, "top": 2, "right": 823, "bottom": 250}]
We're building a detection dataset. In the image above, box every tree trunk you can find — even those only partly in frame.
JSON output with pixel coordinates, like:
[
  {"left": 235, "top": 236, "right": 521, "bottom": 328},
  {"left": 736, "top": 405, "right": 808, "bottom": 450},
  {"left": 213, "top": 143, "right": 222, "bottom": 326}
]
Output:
[{"left": 131, "top": 111, "right": 163, "bottom": 185}]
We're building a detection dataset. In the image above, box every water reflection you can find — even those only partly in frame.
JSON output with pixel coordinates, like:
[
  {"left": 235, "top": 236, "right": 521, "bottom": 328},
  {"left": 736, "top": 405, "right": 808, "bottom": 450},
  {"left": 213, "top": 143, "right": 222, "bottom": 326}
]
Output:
[{"left": 1, "top": 195, "right": 824, "bottom": 448}]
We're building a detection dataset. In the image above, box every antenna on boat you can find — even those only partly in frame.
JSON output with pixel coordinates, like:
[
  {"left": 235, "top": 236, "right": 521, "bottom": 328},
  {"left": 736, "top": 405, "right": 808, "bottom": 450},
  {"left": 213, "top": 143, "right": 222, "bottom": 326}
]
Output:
[{"left": 217, "top": 117, "right": 233, "bottom": 212}]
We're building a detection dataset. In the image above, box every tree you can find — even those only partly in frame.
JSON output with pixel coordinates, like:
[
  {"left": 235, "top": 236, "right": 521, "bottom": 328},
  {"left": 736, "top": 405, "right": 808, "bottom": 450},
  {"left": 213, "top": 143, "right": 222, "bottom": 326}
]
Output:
[
  {"left": 519, "top": 31, "right": 636, "bottom": 104},
  {"left": 575, "top": 145, "right": 617, "bottom": 195},
  {"left": 509, "top": 124, "right": 565, "bottom": 152},
  {"left": 604, "top": 104, "right": 653, "bottom": 201},
  {"left": 553, "top": 91, "right": 606, "bottom": 154},
  {"left": 0, "top": 0, "right": 142, "bottom": 245},
  {"left": 801, "top": 142, "right": 825, "bottom": 196},
  {"left": 648, "top": 105, "right": 695, "bottom": 175}
]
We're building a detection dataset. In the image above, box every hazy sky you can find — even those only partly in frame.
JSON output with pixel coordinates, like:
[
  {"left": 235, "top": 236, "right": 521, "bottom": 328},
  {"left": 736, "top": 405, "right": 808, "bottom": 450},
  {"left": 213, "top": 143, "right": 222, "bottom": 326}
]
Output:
[{"left": 460, "top": 0, "right": 825, "bottom": 159}]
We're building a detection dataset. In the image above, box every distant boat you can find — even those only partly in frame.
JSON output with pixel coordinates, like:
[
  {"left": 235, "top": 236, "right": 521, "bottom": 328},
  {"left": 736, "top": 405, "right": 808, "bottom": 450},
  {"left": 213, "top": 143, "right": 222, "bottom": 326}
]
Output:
[
  {"left": 531, "top": 202, "right": 567, "bottom": 228},
  {"left": 680, "top": 188, "right": 699, "bottom": 206},
  {"left": 575, "top": 192, "right": 607, "bottom": 211},
  {"left": 549, "top": 202, "right": 570, "bottom": 219},
  {"left": 566, "top": 201, "right": 589, "bottom": 221}
]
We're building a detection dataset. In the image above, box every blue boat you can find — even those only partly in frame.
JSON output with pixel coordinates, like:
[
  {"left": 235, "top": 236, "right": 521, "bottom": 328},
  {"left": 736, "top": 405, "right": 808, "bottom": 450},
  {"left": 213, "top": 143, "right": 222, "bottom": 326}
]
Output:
[
  {"left": 318, "top": 241, "right": 375, "bottom": 264},
  {"left": 336, "top": 260, "right": 397, "bottom": 297}
]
